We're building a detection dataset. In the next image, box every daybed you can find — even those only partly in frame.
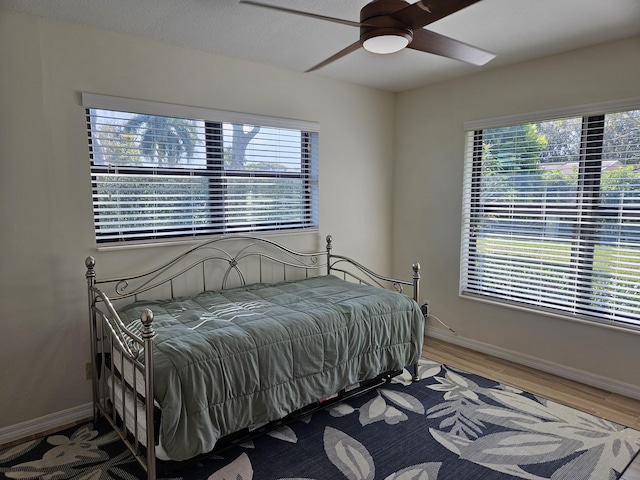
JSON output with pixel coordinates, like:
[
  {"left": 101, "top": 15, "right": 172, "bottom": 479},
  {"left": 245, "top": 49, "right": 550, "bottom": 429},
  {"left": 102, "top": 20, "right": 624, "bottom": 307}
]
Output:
[{"left": 85, "top": 235, "right": 424, "bottom": 479}]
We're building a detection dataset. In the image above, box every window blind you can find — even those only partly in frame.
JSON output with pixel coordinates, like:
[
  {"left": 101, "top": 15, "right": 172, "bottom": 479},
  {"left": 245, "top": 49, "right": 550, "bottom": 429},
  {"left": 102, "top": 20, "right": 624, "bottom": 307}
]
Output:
[
  {"left": 84, "top": 94, "right": 319, "bottom": 243},
  {"left": 461, "top": 106, "right": 640, "bottom": 330}
]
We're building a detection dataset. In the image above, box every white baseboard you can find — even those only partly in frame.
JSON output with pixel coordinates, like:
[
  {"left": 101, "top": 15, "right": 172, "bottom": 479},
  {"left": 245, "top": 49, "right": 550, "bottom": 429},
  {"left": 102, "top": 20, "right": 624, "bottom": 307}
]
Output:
[
  {"left": 426, "top": 326, "right": 640, "bottom": 401},
  {"left": 0, "top": 403, "right": 93, "bottom": 447}
]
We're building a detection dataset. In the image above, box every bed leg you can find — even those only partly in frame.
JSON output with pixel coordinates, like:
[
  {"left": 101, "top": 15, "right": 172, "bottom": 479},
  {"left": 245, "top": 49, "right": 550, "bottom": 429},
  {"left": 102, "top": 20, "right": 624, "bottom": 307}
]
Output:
[{"left": 412, "top": 362, "right": 419, "bottom": 382}]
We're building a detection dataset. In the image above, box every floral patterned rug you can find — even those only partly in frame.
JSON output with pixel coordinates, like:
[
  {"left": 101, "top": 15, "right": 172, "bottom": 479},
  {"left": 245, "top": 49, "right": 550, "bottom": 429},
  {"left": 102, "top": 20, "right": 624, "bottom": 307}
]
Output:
[{"left": 2, "top": 358, "right": 639, "bottom": 480}]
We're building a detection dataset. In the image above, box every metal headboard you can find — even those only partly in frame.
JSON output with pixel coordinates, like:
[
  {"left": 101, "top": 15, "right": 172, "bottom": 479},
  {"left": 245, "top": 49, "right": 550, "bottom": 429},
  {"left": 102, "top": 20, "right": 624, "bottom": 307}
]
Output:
[{"left": 88, "top": 235, "right": 328, "bottom": 303}]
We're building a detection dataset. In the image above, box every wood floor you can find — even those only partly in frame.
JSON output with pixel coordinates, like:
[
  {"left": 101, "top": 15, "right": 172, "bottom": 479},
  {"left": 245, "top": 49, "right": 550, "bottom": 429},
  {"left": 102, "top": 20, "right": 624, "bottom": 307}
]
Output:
[{"left": 423, "top": 336, "right": 640, "bottom": 480}]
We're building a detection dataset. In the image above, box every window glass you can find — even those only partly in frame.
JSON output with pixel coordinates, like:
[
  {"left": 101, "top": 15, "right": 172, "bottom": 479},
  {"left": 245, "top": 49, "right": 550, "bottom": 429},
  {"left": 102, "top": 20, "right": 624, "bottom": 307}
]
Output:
[
  {"left": 86, "top": 102, "right": 319, "bottom": 243},
  {"left": 461, "top": 108, "right": 640, "bottom": 329}
]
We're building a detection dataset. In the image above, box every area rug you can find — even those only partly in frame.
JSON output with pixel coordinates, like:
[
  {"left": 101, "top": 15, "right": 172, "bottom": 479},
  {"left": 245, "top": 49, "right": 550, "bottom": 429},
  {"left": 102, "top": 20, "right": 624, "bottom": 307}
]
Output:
[{"left": 1, "top": 358, "right": 639, "bottom": 480}]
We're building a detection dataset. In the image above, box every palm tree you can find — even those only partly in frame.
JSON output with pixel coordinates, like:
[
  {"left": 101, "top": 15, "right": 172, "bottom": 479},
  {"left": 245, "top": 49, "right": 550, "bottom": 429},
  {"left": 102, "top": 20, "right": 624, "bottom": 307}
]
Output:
[{"left": 122, "top": 114, "right": 197, "bottom": 165}]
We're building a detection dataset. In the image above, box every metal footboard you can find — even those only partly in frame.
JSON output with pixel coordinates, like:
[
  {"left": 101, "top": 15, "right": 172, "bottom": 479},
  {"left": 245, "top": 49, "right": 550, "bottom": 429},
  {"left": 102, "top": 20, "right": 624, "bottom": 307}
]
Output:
[
  {"left": 325, "top": 235, "right": 421, "bottom": 380},
  {"left": 86, "top": 257, "right": 157, "bottom": 478}
]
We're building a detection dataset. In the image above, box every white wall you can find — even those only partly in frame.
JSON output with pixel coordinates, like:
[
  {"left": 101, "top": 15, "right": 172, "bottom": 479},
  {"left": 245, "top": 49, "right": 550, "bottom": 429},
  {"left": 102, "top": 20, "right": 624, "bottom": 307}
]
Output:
[
  {"left": 392, "top": 36, "right": 640, "bottom": 396},
  {"left": 2, "top": 5, "right": 638, "bottom": 436},
  {"left": 0, "top": 9, "right": 396, "bottom": 429}
]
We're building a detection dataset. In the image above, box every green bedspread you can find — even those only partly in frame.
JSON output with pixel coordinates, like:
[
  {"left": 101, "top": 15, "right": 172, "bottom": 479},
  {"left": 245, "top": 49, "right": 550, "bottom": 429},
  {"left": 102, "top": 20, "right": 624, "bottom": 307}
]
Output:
[{"left": 117, "top": 274, "right": 424, "bottom": 461}]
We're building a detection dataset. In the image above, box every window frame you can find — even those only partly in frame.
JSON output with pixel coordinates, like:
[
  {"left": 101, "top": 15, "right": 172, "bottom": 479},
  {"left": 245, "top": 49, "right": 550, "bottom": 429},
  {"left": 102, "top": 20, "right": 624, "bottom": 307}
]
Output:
[
  {"left": 461, "top": 97, "right": 640, "bottom": 333},
  {"left": 83, "top": 93, "right": 320, "bottom": 246}
]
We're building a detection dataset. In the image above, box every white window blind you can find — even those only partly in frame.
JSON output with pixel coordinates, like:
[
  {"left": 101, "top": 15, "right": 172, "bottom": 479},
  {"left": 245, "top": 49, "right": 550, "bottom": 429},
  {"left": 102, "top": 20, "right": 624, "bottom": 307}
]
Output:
[
  {"left": 461, "top": 104, "right": 640, "bottom": 330},
  {"left": 84, "top": 94, "right": 319, "bottom": 243}
]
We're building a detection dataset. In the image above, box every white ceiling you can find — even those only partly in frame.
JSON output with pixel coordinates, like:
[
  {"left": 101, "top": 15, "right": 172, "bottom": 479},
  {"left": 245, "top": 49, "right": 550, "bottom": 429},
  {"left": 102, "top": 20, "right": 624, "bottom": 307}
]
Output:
[{"left": 2, "top": 0, "right": 640, "bottom": 92}]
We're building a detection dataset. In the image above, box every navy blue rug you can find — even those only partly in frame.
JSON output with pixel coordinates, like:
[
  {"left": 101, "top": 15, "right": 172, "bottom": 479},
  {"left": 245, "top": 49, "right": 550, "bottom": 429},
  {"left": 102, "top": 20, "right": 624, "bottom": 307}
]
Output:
[{"left": 2, "top": 358, "right": 639, "bottom": 479}]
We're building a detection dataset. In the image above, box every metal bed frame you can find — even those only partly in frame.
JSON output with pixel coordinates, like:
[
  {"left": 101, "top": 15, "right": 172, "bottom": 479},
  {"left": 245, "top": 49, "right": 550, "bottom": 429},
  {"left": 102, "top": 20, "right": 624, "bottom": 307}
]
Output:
[{"left": 85, "top": 234, "right": 421, "bottom": 480}]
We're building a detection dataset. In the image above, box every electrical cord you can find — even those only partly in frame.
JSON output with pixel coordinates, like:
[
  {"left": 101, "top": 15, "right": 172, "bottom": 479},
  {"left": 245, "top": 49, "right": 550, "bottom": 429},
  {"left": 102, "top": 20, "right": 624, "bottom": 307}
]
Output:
[
  {"left": 428, "top": 313, "right": 457, "bottom": 334},
  {"left": 421, "top": 302, "right": 457, "bottom": 334}
]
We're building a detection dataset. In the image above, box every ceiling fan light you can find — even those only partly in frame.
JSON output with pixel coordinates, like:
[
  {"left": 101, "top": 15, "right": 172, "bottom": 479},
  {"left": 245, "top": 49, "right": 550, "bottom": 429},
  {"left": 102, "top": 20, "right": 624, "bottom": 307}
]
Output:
[{"left": 363, "top": 34, "right": 410, "bottom": 54}]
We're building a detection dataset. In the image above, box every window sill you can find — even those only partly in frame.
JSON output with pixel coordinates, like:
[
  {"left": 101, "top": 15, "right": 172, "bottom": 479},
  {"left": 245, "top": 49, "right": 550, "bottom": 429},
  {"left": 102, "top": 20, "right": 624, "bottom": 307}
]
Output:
[{"left": 459, "top": 292, "right": 640, "bottom": 336}]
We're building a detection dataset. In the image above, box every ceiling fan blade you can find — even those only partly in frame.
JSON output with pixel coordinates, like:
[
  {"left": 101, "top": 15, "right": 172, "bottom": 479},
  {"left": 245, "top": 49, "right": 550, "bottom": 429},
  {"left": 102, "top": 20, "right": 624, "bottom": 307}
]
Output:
[
  {"left": 408, "top": 28, "right": 495, "bottom": 66},
  {"left": 305, "top": 41, "right": 362, "bottom": 72},
  {"left": 239, "top": 1, "right": 361, "bottom": 28},
  {"left": 391, "top": 0, "right": 482, "bottom": 30}
]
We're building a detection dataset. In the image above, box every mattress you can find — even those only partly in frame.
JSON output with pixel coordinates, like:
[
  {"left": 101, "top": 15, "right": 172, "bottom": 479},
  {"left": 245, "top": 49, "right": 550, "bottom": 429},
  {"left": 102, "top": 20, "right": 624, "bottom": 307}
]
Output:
[{"left": 117, "top": 274, "right": 424, "bottom": 461}]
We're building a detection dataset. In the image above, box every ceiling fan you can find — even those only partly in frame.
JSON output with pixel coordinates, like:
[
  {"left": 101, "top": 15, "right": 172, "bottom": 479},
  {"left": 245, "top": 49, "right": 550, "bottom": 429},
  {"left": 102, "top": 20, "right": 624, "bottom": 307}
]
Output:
[{"left": 239, "top": 0, "right": 496, "bottom": 72}]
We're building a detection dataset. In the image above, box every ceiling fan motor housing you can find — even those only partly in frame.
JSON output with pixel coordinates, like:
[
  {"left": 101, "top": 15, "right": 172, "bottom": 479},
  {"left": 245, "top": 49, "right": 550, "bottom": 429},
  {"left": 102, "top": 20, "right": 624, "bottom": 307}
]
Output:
[{"left": 360, "top": 0, "right": 414, "bottom": 47}]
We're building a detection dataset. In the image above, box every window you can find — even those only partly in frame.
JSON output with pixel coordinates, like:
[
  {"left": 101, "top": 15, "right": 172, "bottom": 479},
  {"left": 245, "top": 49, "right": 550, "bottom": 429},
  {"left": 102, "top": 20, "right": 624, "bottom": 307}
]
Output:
[
  {"left": 84, "top": 94, "right": 319, "bottom": 243},
  {"left": 461, "top": 101, "right": 640, "bottom": 330}
]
